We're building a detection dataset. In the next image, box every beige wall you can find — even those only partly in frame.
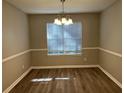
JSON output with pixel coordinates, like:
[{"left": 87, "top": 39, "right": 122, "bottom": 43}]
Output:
[
  {"left": 29, "top": 13, "right": 100, "bottom": 66},
  {"left": 31, "top": 50, "right": 98, "bottom": 66},
  {"left": 99, "top": 0, "right": 122, "bottom": 83},
  {"left": 2, "top": 1, "right": 31, "bottom": 91},
  {"left": 2, "top": 0, "right": 122, "bottom": 91}
]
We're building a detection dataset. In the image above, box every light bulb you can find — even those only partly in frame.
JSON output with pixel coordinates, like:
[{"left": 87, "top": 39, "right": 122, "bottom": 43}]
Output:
[
  {"left": 54, "top": 18, "right": 62, "bottom": 25},
  {"left": 62, "top": 17, "right": 67, "bottom": 24},
  {"left": 64, "top": 18, "right": 73, "bottom": 25},
  {"left": 54, "top": 18, "right": 58, "bottom": 24},
  {"left": 68, "top": 18, "right": 73, "bottom": 24},
  {"left": 57, "top": 20, "right": 62, "bottom": 25}
]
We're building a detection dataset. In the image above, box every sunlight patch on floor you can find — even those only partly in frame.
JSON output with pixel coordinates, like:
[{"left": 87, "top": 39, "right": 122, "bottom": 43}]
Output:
[{"left": 31, "top": 77, "right": 70, "bottom": 82}]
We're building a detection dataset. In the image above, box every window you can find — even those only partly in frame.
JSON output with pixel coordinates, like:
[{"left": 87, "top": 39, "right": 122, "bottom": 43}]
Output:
[{"left": 47, "top": 22, "right": 82, "bottom": 55}]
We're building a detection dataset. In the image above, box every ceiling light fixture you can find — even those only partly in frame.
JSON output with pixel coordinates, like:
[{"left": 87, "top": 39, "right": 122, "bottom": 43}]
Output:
[{"left": 54, "top": 0, "right": 73, "bottom": 25}]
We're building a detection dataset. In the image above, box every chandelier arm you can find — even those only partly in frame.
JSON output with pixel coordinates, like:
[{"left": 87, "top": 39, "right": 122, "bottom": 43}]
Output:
[{"left": 54, "top": 0, "right": 73, "bottom": 25}]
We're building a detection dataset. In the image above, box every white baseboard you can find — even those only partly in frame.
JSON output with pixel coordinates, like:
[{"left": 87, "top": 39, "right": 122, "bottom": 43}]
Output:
[
  {"left": 3, "top": 67, "right": 32, "bottom": 93},
  {"left": 32, "top": 65, "right": 122, "bottom": 88},
  {"left": 3, "top": 65, "right": 98, "bottom": 93},
  {"left": 31, "top": 65, "right": 99, "bottom": 69},
  {"left": 98, "top": 65, "right": 122, "bottom": 88},
  {"left": 3, "top": 65, "right": 121, "bottom": 93}
]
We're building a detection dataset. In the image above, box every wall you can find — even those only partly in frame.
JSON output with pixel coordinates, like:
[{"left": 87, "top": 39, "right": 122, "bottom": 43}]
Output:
[
  {"left": 2, "top": 1, "right": 31, "bottom": 91},
  {"left": 29, "top": 13, "right": 100, "bottom": 66},
  {"left": 99, "top": 0, "right": 122, "bottom": 83},
  {"left": 2, "top": 0, "right": 122, "bottom": 91}
]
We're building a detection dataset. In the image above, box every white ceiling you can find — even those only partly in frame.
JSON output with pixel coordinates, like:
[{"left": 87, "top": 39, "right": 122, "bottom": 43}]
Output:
[{"left": 5, "top": 0, "right": 118, "bottom": 14}]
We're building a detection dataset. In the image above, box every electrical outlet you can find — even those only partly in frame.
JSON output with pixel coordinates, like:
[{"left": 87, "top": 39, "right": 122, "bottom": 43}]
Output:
[{"left": 84, "top": 57, "right": 87, "bottom": 61}]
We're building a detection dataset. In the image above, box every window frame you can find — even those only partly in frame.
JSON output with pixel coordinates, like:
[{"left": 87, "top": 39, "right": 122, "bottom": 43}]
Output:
[{"left": 46, "top": 22, "right": 82, "bottom": 56}]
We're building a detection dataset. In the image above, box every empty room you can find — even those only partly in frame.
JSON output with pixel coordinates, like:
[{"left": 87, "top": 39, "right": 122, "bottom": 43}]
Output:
[{"left": 2, "top": 0, "right": 122, "bottom": 93}]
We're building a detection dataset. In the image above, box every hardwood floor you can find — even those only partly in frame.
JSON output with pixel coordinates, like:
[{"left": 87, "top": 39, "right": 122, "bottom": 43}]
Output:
[{"left": 9, "top": 68, "right": 121, "bottom": 93}]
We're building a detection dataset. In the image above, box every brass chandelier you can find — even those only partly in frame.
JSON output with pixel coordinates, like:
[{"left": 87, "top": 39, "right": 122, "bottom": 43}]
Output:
[{"left": 54, "top": 0, "right": 73, "bottom": 25}]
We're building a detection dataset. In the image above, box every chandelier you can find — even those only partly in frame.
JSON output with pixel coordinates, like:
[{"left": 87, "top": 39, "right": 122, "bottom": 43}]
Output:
[{"left": 54, "top": 0, "right": 73, "bottom": 25}]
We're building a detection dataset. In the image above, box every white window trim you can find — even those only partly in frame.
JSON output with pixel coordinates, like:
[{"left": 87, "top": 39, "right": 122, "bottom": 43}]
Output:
[
  {"left": 48, "top": 53, "right": 82, "bottom": 56},
  {"left": 47, "top": 22, "right": 82, "bottom": 56}
]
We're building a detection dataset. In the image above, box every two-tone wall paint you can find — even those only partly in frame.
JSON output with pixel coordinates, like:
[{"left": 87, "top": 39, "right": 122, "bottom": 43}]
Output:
[
  {"left": 29, "top": 13, "right": 100, "bottom": 66},
  {"left": 2, "top": 1, "right": 31, "bottom": 91},
  {"left": 2, "top": 0, "right": 122, "bottom": 92},
  {"left": 99, "top": 0, "right": 122, "bottom": 83}
]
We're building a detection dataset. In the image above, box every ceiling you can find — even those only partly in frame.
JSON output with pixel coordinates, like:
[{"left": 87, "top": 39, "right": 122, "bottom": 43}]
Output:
[{"left": 5, "top": 0, "right": 118, "bottom": 14}]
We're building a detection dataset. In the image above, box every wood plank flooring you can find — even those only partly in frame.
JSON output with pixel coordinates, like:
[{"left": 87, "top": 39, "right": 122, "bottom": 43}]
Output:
[{"left": 9, "top": 68, "right": 121, "bottom": 93}]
